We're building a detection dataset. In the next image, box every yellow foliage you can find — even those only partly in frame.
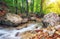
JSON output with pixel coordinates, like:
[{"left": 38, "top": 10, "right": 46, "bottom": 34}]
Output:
[{"left": 43, "top": 0, "right": 60, "bottom": 15}]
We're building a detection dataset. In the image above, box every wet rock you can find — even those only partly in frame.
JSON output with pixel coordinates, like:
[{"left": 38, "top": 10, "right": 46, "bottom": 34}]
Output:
[
  {"left": 0, "top": 34, "right": 4, "bottom": 36},
  {"left": 21, "top": 18, "right": 28, "bottom": 23},
  {"left": 43, "top": 13, "right": 60, "bottom": 26},
  {"left": 0, "top": 13, "right": 22, "bottom": 26},
  {"left": 15, "top": 32, "right": 20, "bottom": 36},
  {"left": 30, "top": 17, "right": 36, "bottom": 21}
]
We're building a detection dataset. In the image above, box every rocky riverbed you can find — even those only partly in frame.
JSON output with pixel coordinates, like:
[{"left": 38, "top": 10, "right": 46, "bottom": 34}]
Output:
[
  {"left": 0, "top": 13, "right": 60, "bottom": 39},
  {"left": 0, "top": 21, "right": 43, "bottom": 39}
]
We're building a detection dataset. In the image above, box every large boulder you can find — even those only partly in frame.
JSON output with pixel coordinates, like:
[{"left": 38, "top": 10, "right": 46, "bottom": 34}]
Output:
[
  {"left": 42, "top": 12, "right": 60, "bottom": 26},
  {"left": 0, "top": 13, "right": 22, "bottom": 26}
]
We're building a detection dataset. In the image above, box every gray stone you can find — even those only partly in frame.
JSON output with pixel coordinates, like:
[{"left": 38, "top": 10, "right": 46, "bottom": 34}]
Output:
[
  {"left": 43, "top": 12, "right": 60, "bottom": 26},
  {"left": 0, "top": 13, "right": 22, "bottom": 26}
]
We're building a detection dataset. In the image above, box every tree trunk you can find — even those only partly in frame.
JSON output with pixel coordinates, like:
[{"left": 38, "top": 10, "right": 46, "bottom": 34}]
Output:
[
  {"left": 15, "top": 0, "right": 18, "bottom": 14},
  {"left": 40, "top": 0, "right": 44, "bottom": 17},
  {"left": 40, "top": 0, "right": 42, "bottom": 14},
  {"left": 26, "top": 0, "right": 29, "bottom": 16}
]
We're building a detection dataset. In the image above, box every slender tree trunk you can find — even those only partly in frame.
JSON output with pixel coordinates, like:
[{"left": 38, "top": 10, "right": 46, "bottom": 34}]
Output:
[
  {"left": 26, "top": 0, "right": 29, "bottom": 16},
  {"left": 40, "top": 0, "right": 44, "bottom": 17},
  {"left": 40, "top": 0, "right": 43, "bottom": 13},
  {"left": 21, "top": 0, "right": 23, "bottom": 13},
  {"left": 15, "top": 0, "right": 18, "bottom": 14}
]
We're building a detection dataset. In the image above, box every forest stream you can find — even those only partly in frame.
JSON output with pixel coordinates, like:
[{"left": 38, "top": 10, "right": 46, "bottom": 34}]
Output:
[
  {"left": 0, "top": 21, "right": 43, "bottom": 39},
  {"left": 0, "top": 13, "right": 60, "bottom": 39}
]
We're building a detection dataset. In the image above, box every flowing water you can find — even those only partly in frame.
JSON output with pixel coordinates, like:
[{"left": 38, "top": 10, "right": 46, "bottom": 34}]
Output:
[{"left": 0, "top": 22, "right": 43, "bottom": 39}]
